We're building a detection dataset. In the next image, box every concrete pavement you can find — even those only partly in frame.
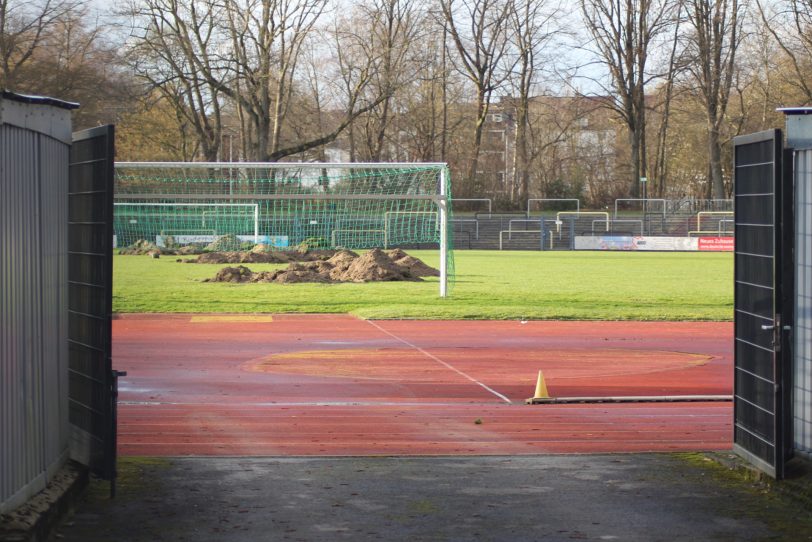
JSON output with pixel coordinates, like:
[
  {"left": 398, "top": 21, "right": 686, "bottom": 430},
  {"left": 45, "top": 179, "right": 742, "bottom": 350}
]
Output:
[{"left": 50, "top": 454, "right": 812, "bottom": 541}]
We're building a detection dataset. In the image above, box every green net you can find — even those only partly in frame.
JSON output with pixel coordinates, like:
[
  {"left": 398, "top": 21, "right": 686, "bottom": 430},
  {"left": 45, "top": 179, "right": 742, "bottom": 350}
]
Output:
[{"left": 114, "top": 163, "right": 454, "bottom": 293}]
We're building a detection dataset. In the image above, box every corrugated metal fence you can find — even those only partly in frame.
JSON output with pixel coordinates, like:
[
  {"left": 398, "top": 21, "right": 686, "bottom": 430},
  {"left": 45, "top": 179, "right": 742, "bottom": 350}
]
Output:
[
  {"left": 1, "top": 95, "right": 73, "bottom": 514},
  {"left": 795, "top": 149, "right": 812, "bottom": 460}
]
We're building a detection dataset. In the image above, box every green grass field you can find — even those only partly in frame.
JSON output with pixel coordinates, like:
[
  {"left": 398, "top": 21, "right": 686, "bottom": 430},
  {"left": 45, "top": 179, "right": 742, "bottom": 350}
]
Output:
[{"left": 112, "top": 250, "right": 732, "bottom": 320}]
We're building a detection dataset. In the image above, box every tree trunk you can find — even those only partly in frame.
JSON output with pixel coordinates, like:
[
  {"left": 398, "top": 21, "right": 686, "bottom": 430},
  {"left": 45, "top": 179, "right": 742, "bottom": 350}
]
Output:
[
  {"left": 629, "top": 126, "right": 641, "bottom": 197},
  {"left": 467, "top": 90, "right": 488, "bottom": 191},
  {"left": 708, "top": 126, "right": 725, "bottom": 199},
  {"left": 515, "top": 102, "right": 530, "bottom": 204}
]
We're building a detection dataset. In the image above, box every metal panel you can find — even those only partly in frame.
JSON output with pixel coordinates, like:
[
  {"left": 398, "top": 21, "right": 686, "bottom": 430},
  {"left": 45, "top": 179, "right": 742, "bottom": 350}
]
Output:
[
  {"left": 67, "top": 125, "right": 118, "bottom": 486},
  {"left": 0, "top": 108, "right": 71, "bottom": 513},
  {"left": 795, "top": 149, "right": 812, "bottom": 459},
  {"left": 732, "top": 129, "right": 792, "bottom": 479}
]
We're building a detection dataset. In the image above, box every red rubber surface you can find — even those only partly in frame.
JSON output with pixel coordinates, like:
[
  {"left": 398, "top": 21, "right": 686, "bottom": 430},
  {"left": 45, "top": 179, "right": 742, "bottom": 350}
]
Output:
[{"left": 114, "top": 315, "right": 733, "bottom": 456}]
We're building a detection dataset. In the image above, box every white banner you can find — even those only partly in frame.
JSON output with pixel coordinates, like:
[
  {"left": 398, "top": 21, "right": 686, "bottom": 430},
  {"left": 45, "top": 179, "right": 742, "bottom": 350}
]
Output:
[
  {"left": 155, "top": 234, "right": 288, "bottom": 248},
  {"left": 574, "top": 236, "right": 702, "bottom": 251}
]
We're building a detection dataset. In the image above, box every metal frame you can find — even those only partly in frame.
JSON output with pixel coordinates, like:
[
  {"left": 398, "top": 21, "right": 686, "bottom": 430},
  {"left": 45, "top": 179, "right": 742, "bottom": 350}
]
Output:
[
  {"left": 555, "top": 212, "right": 609, "bottom": 232},
  {"left": 499, "top": 229, "right": 541, "bottom": 250},
  {"left": 69, "top": 125, "right": 120, "bottom": 494},
  {"left": 732, "top": 128, "right": 792, "bottom": 479},
  {"left": 593, "top": 219, "right": 643, "bottom": 236},
  {"left": 114, "top": 202, "right": 260, "bottom": 243},
  {"left": 115, "top": 162, "right": 450, "bottom": 298},
  {"left": 527, "top": 198, "right": 580, "bottom": 215},
  {"left": 454, "top": 198, "right": 492, "bottom": 214},
  {"left": 613, "top": 198, "right": 667, "bottom": 220},
  {"left": 507, "top": 218, "right": 542, "bottom": 239}
]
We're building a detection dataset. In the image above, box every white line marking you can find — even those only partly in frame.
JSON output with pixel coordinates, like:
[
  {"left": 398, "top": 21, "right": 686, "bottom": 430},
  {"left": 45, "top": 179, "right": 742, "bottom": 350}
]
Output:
[{"left": 365, "top": 320, "right": 513, "bottom": 404}]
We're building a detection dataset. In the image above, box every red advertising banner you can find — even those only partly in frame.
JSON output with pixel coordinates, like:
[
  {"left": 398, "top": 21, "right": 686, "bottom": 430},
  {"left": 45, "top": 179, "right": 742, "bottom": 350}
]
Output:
[{"left": 698, "top": 237, "right": 734, "bottom": 251}]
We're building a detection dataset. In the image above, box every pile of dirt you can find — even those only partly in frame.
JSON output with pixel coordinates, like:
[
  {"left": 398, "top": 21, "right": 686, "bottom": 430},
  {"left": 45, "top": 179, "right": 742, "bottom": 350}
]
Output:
[
  {"left": 118, "top": 239, "right": 166, "bottom": 256},
  {"left": 386, "top": 248, "right": 440, "bottom": 278},
  {"left": 194, "top": 252, "right": 291, "bottom": 265},
  {"left": 205, "top": 234, "right": 242, "bottom": 252},
  {"left": 186, "top": 248, "right": 357, "bottom": 265},
  {"left": 204, "top": 248, "right": 438, "bottom": 284},
  {"left": 340, "top": 249, "right": 413, "bottom": 282},
  {"left": 119, "top": 239, "right": 205, "bottom": 256},
  {"left": 206, "top": 265, "right": 255, "bottom": 283}
]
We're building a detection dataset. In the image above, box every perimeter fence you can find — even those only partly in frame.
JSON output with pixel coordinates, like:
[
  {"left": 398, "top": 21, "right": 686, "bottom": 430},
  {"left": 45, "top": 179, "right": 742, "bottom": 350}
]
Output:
[{"left": 451, "top": 198, "right": 734, "bottom": 251}]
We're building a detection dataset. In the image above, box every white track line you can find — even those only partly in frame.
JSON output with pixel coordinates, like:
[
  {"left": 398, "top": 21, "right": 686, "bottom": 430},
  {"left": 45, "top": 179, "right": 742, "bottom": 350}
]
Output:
[{"left": 365, "top": 320, "right": 513, "bottom": 404}]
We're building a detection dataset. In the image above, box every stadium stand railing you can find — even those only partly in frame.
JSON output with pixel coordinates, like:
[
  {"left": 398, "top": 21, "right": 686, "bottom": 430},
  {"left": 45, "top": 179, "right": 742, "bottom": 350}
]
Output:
[{"left": 452, "top": 198, "right": 734, "bottom": 250}]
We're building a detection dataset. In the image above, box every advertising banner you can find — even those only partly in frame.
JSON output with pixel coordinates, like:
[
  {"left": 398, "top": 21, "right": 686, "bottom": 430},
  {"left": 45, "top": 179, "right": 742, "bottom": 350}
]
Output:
[
  {"left": 575, "top": 236, "right": 732, "bottom": 251},
  {"left": 155, "top": 234, "right": 283, "bottom": 247},
  {"left": 698, "top": 237, "right": 734, "bottom": 251}
]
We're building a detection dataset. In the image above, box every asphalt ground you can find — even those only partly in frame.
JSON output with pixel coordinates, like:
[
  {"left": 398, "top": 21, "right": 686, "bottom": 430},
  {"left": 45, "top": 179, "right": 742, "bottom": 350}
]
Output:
[{"left": 50, "top": 454, "right": 812, "bottom": 541}]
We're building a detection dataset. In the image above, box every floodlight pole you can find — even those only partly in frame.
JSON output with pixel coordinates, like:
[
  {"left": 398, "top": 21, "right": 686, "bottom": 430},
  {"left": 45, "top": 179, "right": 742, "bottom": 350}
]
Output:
[{"left": 439, "top": 167, "right": 449, "bottom": 298}]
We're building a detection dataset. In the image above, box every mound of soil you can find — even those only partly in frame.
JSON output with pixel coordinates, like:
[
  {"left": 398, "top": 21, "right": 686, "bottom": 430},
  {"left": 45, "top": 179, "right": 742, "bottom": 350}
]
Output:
[
  {"left": 205, "top": 234, "right": 241, "bottom": 252},
  {"left": 119, "top": 239, "right": 174, "bottom": 256},
  {"left": 203, "top": 265, "right": 254, "bottom": 283},
  {"left": 204, "top": 248, "right": 436, "bottom": 284},
  {"left": 194, "top": 252, "right": 290, "bottom": 265},
  {"left": 177, "top": 245, "right": 204, "bottom": 255},
  {"left": 392, "top": 255, "right": 441, "bottom": 277},
  {"left": 119, "top": 239, "right": 208, "bottom": 256},
  {"left": 382, "top": 249, "right": 439, "bottom": 277},
  {"left": 187, "top": 248, "right": 356, "bottom": 265},
  {"left": 341, "top": 248, "right": 415, "bottom": 282}
]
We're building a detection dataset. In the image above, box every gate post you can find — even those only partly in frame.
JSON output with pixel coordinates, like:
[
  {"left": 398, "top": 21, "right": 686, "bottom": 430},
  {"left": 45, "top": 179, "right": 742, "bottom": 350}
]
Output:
[{"left": 780, "top": 108, "right": 812, "bottom": 462}]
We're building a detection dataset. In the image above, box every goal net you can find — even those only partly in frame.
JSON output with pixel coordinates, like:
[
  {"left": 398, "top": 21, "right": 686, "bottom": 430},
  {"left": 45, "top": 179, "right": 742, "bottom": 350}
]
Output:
[{"left": 114, "top": 162, "right": 454, "bottom": 296}]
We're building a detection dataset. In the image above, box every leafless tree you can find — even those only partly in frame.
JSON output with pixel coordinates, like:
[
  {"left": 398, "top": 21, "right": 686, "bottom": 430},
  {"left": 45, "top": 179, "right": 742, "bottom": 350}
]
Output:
[
  {"left": 441, "top": 0, "right": 512, "bottom": 188},
  {"left": 506, "top": 0, "right": 560, "bottom": 204},
  {"left": 652, "top": 1, "right": 683, "bottom": 197},
  {"left": 685, "top": 0, "right": 743, "bottom": 199},
  {"left": 357, "top": 0, "right": 423, "bottom": 161},
  {"left": 125, "top": 0, "right": 224, "bottom": 162},
  {"left": 757, "top": 0, "right": 812, "bottom": 103},
  {"left": 0, "top": 0, "right": 80, "bottom": 88},
  {"left": 211, "top": 0, "right": 327, "bottom": 161},
  {"left": 580, "top": 0, "right": 675, "bottom": 196}
]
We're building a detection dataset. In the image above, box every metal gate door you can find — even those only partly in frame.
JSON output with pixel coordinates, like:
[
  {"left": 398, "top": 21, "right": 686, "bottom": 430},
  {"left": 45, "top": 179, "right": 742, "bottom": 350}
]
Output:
[
  {"left": 732, "top": 128, "right": 793, "bottom": 478},
  {"left": 67, "top": 125, "right": 119, "bottom": 489}
]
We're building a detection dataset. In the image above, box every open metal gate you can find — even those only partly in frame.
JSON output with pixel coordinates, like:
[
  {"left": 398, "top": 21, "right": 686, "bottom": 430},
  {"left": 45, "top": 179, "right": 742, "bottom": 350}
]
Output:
[
  {"left": 67, "top": 125, "right": 121, "bottom": 492},
  {"left": 732, "top": 129, "right": 793, "bottom": 478}
]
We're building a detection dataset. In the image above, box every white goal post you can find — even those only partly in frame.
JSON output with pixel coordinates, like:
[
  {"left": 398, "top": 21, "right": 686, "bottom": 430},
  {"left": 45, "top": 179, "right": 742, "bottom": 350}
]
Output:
[{"left": 114, "top": 162, "right": 451, "bottom": 298}]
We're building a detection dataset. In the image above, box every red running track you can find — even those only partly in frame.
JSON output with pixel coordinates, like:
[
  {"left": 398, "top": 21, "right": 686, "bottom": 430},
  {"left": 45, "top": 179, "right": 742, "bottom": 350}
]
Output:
[{"left": 114, "top": 315, "right": 733, "bottom": 456}]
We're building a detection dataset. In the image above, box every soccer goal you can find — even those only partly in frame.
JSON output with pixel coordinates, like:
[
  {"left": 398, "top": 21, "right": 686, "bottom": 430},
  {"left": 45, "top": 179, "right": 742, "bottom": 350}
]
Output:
[{"left": 114, "top": 162, "right": 453, "bottom": 297}]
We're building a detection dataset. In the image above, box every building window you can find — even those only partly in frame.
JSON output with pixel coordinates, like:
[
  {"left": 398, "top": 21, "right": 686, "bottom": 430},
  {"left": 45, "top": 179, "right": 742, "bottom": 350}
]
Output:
[{"left": 491, "top": 113, "right": 503, "bottom": 123}]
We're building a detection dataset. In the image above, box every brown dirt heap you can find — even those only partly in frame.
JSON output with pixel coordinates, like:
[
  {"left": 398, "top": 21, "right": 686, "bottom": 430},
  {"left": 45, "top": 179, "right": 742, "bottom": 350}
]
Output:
[
  {"left": 194, "top": 252, "right": 291, "bottom": 265},
  {"left": 386, "top": 249, "right": 440, "bottom": 278},
  {"left": 205, "top": 248, "right": 438, "bottom": 284},
  {"left": 118, "top": 239, "right": 164, "bottom": 255},
  {"left": 187, "top": 248, "right": 358, "bottom": 265}
]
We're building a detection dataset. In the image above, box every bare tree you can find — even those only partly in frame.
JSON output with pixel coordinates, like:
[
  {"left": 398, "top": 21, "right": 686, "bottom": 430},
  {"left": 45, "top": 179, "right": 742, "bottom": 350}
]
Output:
[
  {"left": 209, "top": 0, "right": 327, "bottom": 161},
  {"left": 125, "top": 0, "right": 224, "bottom": 162},
  {"left": 441, "top": 0, "right": 512, "bottom": 188},
  {"left": 685, "top": 0, "right": 743, "bottom": 199},
  {"left": 580, "top": 0, "right": 675, "bottom": 196},
  {"left": 651, "top": 1, "right": 683, "bottom": 197},
  {"left": 357, "top": 0, "right": 423, "bottom": 161},
  {"left": 757, "top": 0, "right": 812, "bottom": 103},
  {"left": 0, "top": 0, "right": 80, "bottom": 88},
  {"left": 506, "top": 0, "right": 560, "bottom": 205}
]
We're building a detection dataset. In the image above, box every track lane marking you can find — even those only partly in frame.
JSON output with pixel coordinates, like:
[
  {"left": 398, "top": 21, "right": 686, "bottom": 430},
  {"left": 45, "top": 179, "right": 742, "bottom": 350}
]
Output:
[{"left": 365, "top": 320, "right": 513, "bottom": 404}]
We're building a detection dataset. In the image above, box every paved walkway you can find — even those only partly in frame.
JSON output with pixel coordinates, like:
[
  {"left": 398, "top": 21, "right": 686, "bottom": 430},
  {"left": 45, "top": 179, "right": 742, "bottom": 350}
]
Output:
[{"left": 52, "top": 454, "right": 812, "bottom": 541}]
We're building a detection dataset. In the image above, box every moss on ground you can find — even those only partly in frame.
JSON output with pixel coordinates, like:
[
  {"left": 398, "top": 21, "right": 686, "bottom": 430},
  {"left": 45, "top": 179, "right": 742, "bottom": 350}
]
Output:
[{"left": 674, "top": 453, "right": 812, "bottom": 540}]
